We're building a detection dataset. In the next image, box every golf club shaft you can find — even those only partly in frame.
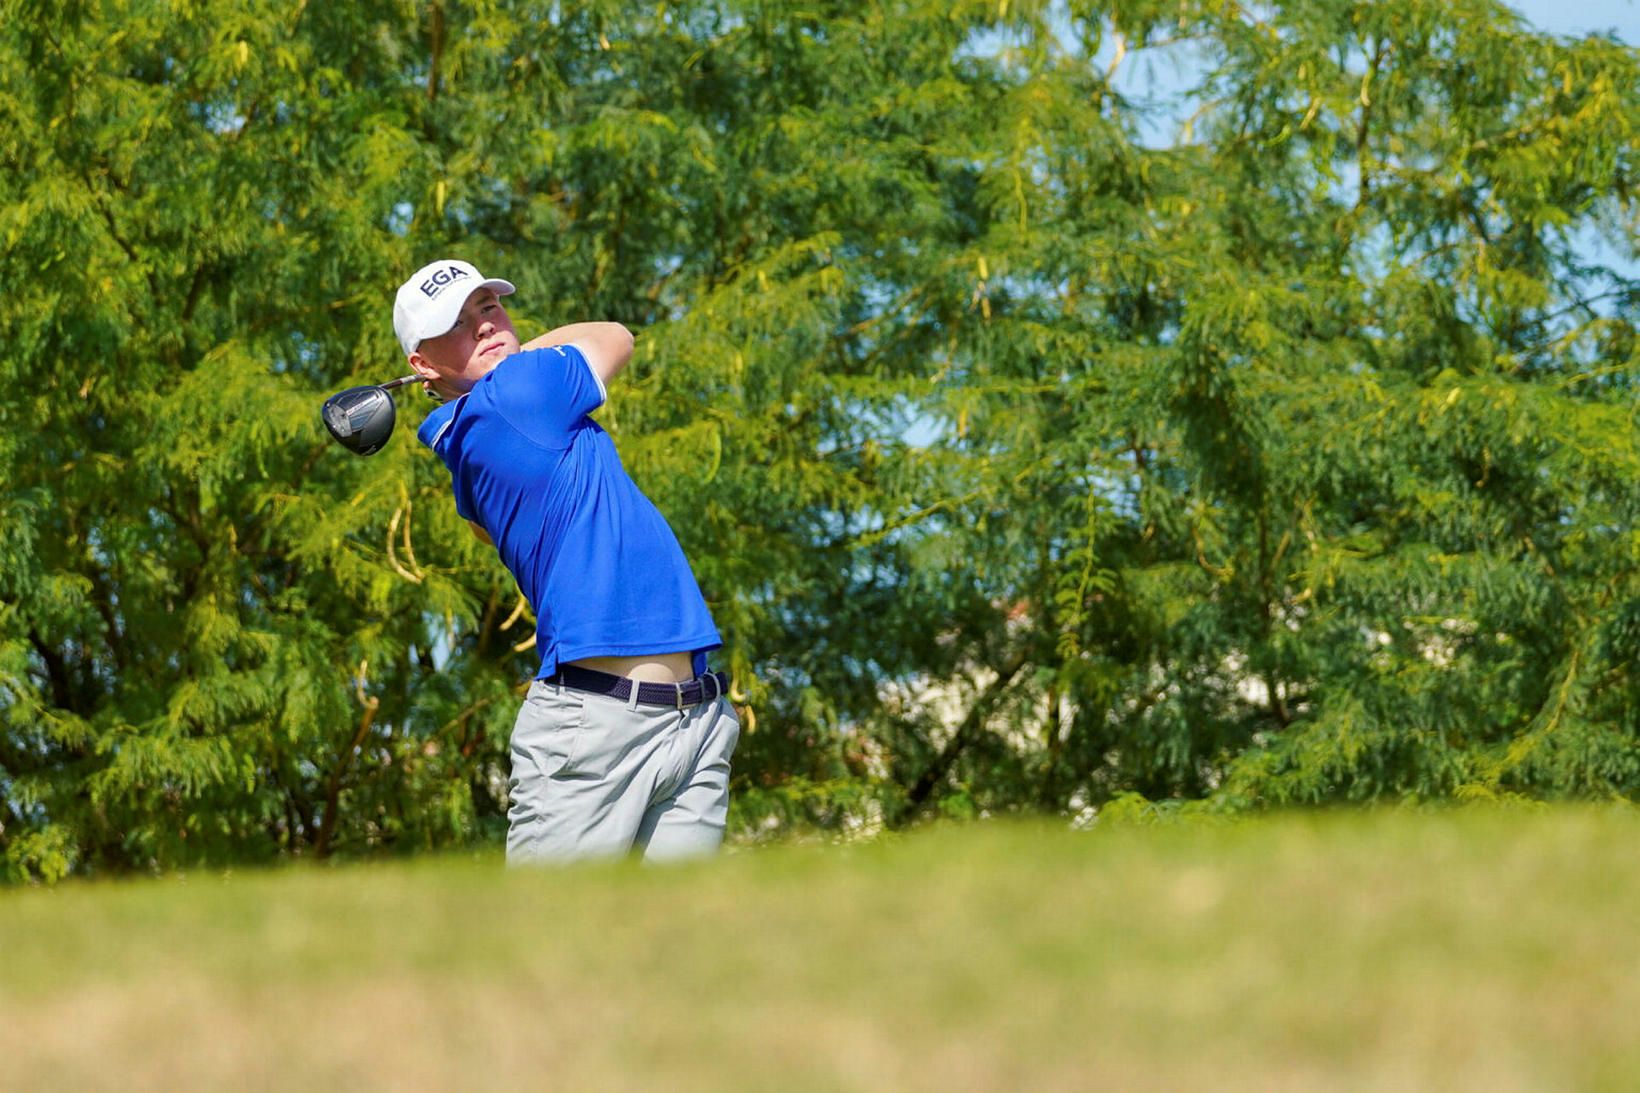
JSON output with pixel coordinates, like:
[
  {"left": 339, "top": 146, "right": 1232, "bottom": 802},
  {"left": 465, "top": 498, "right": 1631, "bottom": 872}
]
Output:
[{"left": 378, "top": 374, "right": 421, "bottom": 391}]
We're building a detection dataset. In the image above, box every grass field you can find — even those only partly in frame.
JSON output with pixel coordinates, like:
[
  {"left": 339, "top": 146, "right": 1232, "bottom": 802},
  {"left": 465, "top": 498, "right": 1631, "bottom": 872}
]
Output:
[{"left": 3, "top": 807, "right": 1638, "bottom": 1091}]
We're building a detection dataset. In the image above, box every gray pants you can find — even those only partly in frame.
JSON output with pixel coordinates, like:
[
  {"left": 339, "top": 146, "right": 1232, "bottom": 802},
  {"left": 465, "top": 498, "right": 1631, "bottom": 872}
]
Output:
[{"left": 506, "top": 679, "right": 741, "bottom": 864}]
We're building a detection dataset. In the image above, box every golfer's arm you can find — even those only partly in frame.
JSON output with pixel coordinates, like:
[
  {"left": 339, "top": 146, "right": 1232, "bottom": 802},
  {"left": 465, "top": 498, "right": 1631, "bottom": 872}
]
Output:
[
  {"left": 468, "top": 521, "right": 492, "bottom": 545},
  {"left": 521, "top": 321, "right": 634, "bottom": 385}
]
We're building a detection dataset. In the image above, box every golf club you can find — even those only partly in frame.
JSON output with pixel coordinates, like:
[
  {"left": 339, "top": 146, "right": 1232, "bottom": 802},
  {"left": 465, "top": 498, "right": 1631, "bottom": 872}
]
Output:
[{"left": 321, "top": 374, "right": 420, "bottom": 456}]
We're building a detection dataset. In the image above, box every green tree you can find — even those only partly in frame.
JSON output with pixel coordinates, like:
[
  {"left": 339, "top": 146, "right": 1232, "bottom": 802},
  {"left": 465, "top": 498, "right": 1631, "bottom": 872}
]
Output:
[
  {"left": 880, "top": 0, "right": 1640, "bottom": 821},
  {"left": 1, "top": 0, "right": 1635, "bottom": 882}
]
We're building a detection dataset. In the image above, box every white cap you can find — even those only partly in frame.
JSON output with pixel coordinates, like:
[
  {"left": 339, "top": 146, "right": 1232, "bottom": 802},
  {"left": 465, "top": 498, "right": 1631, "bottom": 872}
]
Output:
[{"left": 393, "top": 259, "right": 516, "bottom": 357}]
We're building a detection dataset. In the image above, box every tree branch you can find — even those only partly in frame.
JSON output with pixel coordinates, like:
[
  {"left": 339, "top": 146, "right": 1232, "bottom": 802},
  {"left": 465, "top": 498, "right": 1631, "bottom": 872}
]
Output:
[
  {"left": 428, "top": 2, "right": 445, "bottom": 103},
  {"left": 313, "top": 663, "right": 380, "bottom": 858},
  {"left": 893, "top": 647, "right": 1030, "bottom": 826}
]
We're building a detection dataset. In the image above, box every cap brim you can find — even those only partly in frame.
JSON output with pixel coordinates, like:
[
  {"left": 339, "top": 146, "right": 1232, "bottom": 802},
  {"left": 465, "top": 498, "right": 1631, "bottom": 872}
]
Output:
[{"left": 415, "top": 277, "right": 517, "bottom": 346}]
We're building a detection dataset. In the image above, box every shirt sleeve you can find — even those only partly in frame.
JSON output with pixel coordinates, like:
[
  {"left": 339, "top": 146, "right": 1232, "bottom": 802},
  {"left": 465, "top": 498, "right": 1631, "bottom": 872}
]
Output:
[
  {"left": 491, "top": 345, "right": 607, "bottom": 448},
  {"left": 415, "top": 401, "right": 477, "bottom": 521}
]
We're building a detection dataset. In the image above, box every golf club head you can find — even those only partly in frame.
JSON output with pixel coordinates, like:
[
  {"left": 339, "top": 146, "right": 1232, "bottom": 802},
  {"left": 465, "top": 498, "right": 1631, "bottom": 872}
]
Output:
[{"left": 322, "top": 385, "right": 398, "bottom": 456}]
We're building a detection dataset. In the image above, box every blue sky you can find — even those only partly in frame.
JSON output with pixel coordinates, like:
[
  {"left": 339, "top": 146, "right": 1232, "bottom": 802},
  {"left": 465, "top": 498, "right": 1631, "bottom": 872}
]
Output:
[
  {"left": 1510, "top": 0, "right": 1637, "bottom": 41},
  {"left": 1100, "top": 1, "right": 1638, "bottom": 147}
]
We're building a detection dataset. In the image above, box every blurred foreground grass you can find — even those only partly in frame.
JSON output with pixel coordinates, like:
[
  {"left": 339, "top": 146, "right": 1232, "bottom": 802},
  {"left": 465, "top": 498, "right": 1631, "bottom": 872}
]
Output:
[{"left": 3, "top": 807, "right": 1638, "bottom": 1091}]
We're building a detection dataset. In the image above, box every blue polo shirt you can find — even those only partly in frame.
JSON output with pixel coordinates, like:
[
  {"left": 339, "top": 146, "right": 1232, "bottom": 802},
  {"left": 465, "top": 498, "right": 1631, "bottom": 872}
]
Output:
[{"left": 417, "top": 345, "right": 721, "bottom": 679}]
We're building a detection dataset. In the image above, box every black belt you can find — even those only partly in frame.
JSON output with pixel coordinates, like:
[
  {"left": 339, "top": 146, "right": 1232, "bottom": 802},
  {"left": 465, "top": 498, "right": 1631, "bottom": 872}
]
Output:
[{"left": 549, "top": 665, "right": 731, "bottom": 708}]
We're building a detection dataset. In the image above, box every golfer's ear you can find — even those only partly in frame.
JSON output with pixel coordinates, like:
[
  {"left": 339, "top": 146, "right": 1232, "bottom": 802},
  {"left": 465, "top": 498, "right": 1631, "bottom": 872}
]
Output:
[{"left": 407, "top": 351, "right": 438, "bottom": 384}]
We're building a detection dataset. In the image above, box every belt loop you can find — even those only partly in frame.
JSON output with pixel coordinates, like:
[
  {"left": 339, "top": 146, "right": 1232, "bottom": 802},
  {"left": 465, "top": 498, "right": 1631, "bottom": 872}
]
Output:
[
  {"left": 674, "top": 681, "right": 686, "bottom": 710},
  {"left": 626, "top": 679, "right": 641, "bottom": 711},
  {"left": 703, "top": 672, "right": 719, "bottom": 704}
]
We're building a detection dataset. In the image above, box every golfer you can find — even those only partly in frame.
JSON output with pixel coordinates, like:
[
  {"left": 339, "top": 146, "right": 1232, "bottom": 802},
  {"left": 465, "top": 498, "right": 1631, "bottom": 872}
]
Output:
[{"left": 393, "top": 258, "right": 738, "bottom": 863}]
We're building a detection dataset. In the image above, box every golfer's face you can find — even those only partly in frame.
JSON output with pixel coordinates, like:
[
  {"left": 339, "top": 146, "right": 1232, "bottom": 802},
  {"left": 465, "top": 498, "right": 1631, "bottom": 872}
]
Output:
[{"left": 416, "top": 288, "right": 521, "bottom": 392}]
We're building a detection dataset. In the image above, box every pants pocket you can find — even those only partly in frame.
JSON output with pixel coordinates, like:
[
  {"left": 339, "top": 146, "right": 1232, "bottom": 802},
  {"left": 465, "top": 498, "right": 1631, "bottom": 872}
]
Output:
[{"left": 511, "top": 685, "right": 588, "bottom": 780}]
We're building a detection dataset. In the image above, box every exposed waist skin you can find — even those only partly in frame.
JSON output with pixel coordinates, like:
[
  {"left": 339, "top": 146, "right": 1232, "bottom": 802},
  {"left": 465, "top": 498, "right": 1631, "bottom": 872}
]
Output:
[{"left": 565, "top": 651, "right": 695, "bottom": 683}]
